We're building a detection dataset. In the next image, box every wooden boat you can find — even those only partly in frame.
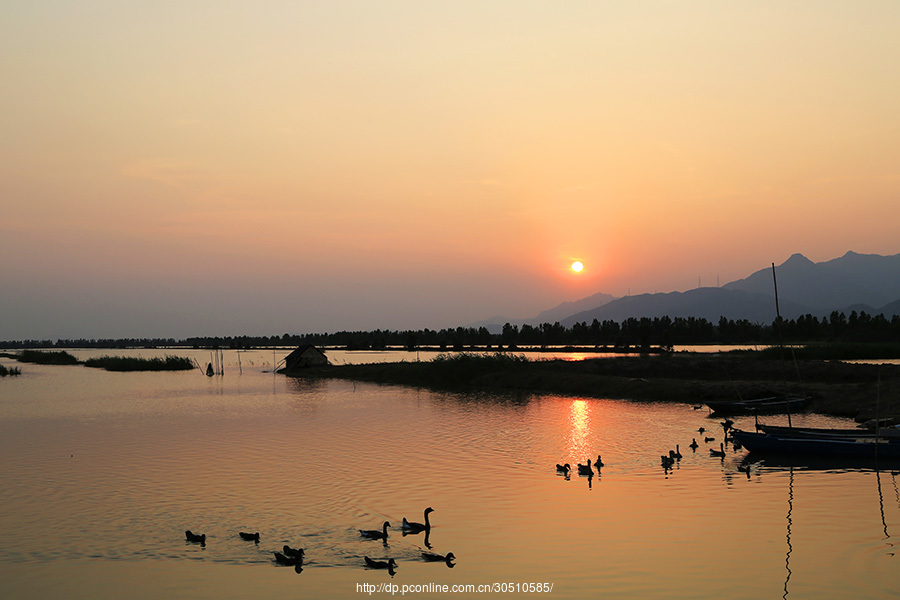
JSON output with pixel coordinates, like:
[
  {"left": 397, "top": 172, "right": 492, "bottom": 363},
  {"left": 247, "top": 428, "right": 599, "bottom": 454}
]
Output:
[
  {"left": 705, "top": 394, "right": 811, "bottom": 416},
  {"left": 757, "top": 423, "right": 900, "bottom": 439},
  {"left": 730, "top": 428, "right": 900, "bottom": 460}
]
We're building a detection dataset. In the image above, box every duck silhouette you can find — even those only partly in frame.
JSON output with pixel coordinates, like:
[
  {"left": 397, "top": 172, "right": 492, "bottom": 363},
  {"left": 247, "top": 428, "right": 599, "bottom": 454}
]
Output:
[
  {"left": 360, "top": 521, "right": 391, "bottom": 542},
  {"left": 274, "top": 551, "right": 301, "bottom": 566},
  {"left": 710, "top": 442, "right": 726, "bottom": 458},
  {"left": 422, "top": 551, "right": 455, "bottom": 562},
  {"left": 556, "top": 463, "right": 571, "bottom": 474},
  {"left": 282, "top": 545, "right": 304, "bottom": 559},
  {"left": 577, "top": 459, "right": 593, "bottom": 476},
  {"left": 274, "top": 551, "right": 304, "bottom": 572},
  {"left": 595, "top": 455, "right": 605, "bottom": 468},
  {"left": 364, "top": 556, "right": 398, "bottom": 570},
  {"left": 402, "top": 507, "right": 434, "bottom": 534},
  {"left": 185, "top": 530, "right": 206, "bottom": 545},
  {"left": 689, "top": 438, "right": 699, "bottom": 450},
  {"left": 239, "top": 532, "right": 259, "bottom": 543}
]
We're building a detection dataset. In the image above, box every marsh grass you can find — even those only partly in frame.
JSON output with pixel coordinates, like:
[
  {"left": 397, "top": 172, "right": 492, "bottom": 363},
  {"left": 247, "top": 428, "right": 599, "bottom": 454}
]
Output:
[
  {"left": 749, "top": 342, "right": 900, "bottom": 360},
  {"left": 83, "top": 355, "right": 196, "bottom": 372},
  {"left": 16, "top": 350, "right": 79, "bottom": 365},
  {"left": 0, "top": 364, "right": 22, "bottom": 376}
]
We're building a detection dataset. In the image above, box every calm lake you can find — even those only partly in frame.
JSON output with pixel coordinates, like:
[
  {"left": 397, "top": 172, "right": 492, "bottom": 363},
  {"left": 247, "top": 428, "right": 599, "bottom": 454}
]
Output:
[{"left": 1, "top": 349, "right": 898, "bottom": 599}]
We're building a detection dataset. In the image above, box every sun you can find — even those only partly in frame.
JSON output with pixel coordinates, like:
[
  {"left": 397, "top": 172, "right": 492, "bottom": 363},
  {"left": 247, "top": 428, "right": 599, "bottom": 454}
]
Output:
[{"left": 571, "top": 261, "right": 584, "bottom": 273}]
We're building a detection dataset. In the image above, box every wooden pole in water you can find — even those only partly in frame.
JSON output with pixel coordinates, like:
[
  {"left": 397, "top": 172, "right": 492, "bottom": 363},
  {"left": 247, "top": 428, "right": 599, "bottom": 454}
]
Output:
[
  {"left": 772, "top": 262, "right": 793, "bottom": 429},
  {"left": 876, "top": 367, "right": 881, "bottom": 458}
]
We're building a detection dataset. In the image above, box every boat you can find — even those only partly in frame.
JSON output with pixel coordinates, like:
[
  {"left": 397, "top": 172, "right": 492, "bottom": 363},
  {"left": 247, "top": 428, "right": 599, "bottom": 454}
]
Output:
[
  {"left": 705, "top": 394, "right": 811, "bottom": 416},
  {"left": 730, "top": 428, "right": 900, "bottom": 460},
  {"left": 757, "top": 423, "right": 900, "bottom": 439}
]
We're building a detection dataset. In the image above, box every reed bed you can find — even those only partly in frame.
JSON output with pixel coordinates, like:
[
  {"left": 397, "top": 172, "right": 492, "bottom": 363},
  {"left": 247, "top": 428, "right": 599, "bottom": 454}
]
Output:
[
  {"left": 14, "top": 350, "right": 79, "bottom": 365},
  {"left": 83, "top": 355, "right": 195, "bottom": 372},
  {"left": 0, "top": 364, "right": 22, "bottom": 376}
]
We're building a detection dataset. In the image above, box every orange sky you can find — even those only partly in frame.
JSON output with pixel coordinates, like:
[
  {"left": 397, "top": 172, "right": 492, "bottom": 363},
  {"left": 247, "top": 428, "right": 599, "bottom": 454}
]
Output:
[{"left": 2, "top": 2, "right": 899, "bottom": 338}]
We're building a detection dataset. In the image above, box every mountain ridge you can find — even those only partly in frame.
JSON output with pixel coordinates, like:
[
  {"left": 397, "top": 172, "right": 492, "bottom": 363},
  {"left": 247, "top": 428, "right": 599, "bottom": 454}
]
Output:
[{"left": 474, "top": 251, "right": 900, "bottom": 330}]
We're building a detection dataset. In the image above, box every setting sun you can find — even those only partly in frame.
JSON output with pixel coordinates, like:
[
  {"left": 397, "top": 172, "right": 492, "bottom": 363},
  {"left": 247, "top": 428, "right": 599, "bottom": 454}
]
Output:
[{"left": 571, "top": 261, "right": 584, "bottom": 273}]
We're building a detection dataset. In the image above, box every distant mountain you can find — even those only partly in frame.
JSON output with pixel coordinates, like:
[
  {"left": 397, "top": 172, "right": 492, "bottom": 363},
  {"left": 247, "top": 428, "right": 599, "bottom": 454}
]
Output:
[
  {"left": 876, "top": 298, "right": 900, "bottom": 317},
  {"left": 558, "top": 252, "right": 900, "bottom": 326},
  {"left": 724, "top": 251, "right": 900, "bottom": 311},
  {"left": 526, "top": 291, "right": 616, "bottom": 325},
  {"left": 559, "top": 287, "right": 813, "bottom": 327},
  {"left": 471, "top": 292, "right": 618, "bottom": 332},
  {"left": 477, "top": 251, "right": 900, "bottom": 330}
]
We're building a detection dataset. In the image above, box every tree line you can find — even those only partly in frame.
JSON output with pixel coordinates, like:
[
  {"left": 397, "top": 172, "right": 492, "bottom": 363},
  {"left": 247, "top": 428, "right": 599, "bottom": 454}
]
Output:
[{"left": 3, "top": 310, "right": 900, "bottom": 351}]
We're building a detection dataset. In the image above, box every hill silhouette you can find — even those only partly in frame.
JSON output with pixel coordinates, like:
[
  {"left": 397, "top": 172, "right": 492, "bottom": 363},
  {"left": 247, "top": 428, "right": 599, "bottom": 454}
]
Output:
[{"left": 479, "top": 251, "right": 900, "bottom": 329}]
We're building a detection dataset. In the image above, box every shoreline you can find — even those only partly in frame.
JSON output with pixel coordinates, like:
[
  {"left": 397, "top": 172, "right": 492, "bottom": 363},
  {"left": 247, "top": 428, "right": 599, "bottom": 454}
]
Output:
[{"left": 285, "top": 353, "right": 900, "bottom": 423}]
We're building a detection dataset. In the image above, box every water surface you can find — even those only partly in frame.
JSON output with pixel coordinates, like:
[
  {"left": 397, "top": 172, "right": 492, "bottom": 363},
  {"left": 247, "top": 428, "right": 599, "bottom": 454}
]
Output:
[{"left": 1, "top": 350, "right": 898, "bottom": 599}]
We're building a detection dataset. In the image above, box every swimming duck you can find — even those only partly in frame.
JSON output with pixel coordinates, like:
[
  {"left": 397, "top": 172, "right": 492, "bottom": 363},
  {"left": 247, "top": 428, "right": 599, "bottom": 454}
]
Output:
[
  {"left": 710, "top": 442, "right": 726, "bottom": 458},
  {"left": 422, "top": 551, "right": 456, "bottom": 563},
  {"left": 577, "top": 459, "right": 593, "bottom": 476},
  {"left": 402, "top": 507, "right": 434, "bottom": 533},
  {"left": 360, "top": 521, "right": 391, "bottom": 541},
  {"left": 274, "top": 551, "right": 301, "bottom": 566},
  {"left": 704, "top": 437, "right": 715, "bottom": 443},
  {"left": 689, "top": 438, "right": 699, "bottom": 450},
  {"left": 239, "top": 531, "right": 260, "bottom": 542},
  {"left": 556, "top": 463, "right": 571, "bottom": 474},
  {"left": 672, "top": 445, "right": 682, "bottom": 460},
  {"left": 698, "top": 427, "right": 706, "bottom": 434},
  {"left": 364, "top": 556, "right": 398, "bottom": 570},
  {"left": 595, "top": 455, "right": 605, "bottom": 468},
  {"left": 282, "top": 545, "right": 304, "bottom": 559},
  {"left": 185, "top": 530, "right": 206, "bottom": 544}
]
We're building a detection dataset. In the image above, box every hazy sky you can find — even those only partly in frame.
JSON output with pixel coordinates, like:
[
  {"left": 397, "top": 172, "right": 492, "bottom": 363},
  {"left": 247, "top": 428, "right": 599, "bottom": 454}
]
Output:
[{"left": 2, "top": 1, "right": 899, "bottom": 340}]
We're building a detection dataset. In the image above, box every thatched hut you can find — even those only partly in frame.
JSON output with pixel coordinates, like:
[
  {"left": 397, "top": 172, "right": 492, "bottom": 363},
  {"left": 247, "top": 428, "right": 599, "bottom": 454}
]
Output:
[{"left": 283, "top": 345, "right": 329, "bottom": 371}]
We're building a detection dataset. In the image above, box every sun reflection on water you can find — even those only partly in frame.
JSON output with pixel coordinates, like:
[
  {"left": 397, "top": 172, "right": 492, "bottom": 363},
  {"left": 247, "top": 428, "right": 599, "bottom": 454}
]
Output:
[{"left": 566, "top": 399, "right": 591, "bottom": 461}]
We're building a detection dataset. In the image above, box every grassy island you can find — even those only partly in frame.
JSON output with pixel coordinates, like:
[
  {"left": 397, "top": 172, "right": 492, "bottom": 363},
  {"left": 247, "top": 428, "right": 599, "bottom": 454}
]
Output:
[
  {"left": 83, "top": 355, "right": 196, "bottom": 372},
  {"left": 12, "top": 350, "right": 80, "bottom": 365},
  {"left": 285, "top": 351, "right": 900, "bottom": 423}
]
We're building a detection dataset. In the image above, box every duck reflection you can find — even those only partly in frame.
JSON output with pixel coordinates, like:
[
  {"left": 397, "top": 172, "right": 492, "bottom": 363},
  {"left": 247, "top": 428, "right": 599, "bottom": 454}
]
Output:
[{"left": 364, "top": 556, "right": 397, "bottom": 577}]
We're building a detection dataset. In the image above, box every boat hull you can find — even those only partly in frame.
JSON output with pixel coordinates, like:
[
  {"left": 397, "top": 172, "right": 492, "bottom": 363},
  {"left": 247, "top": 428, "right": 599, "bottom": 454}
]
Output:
[
  {"left": 732, "top": 429, "right": 900, "bottom": 460},
  {"left": 706, "top": 395, "right": 811, "bottom": 416}
]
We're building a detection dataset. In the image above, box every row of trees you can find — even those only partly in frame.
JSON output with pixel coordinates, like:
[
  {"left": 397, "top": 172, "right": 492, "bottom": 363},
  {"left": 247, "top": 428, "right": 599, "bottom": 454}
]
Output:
[{"left": 3, "top": 310, "right": 900, "bottom": 351}]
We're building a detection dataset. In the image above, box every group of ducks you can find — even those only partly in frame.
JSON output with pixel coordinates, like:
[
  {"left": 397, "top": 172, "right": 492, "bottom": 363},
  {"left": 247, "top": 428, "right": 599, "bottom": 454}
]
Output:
[
  {"left": 184, "top": 507, "right": 455, "bottom": 575},
  {"left": 357, "top": 507, "right": 456, "bottom": 574},
  {"left": 555, "top": 454, "right": 605, "bottom": 478},
  {"left": 555, "top": 418, "right": 743, "bottom": 478}
]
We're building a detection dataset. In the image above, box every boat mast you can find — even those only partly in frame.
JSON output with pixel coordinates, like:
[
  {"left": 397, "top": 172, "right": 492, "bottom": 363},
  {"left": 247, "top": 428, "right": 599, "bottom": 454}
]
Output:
[{"left": 772, "top": 262, "right": 793, "bottom": 429}]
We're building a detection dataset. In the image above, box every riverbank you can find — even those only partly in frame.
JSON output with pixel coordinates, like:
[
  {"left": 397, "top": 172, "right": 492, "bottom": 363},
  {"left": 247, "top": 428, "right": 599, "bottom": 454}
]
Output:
[{"left": 285, "top": 352, "right": 900, "bottom": 423}]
